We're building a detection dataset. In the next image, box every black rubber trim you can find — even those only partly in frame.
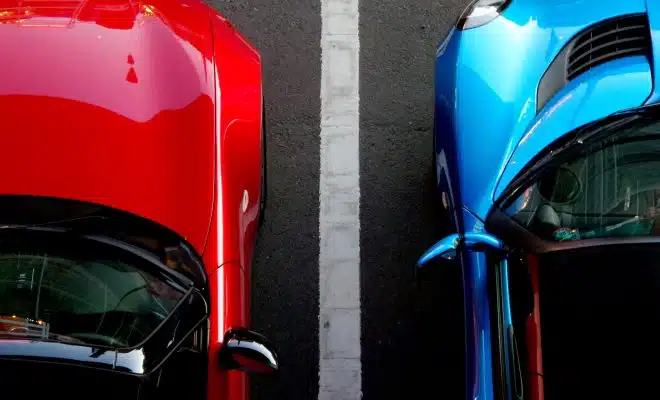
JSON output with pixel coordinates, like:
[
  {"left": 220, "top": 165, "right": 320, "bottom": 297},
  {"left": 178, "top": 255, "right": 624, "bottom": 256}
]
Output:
[
  {"left": 536, "top": 44, "right": 572, "bottom": 113},
  {"left": 485, "top": 207, "right": 660, "bottom": 255}
]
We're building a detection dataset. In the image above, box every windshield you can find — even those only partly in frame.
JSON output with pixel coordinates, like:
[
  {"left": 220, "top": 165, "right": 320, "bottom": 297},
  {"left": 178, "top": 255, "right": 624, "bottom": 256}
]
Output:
[
  {"left": 502, "top": 118, "right": 660, "bottom": 242},
  {"left": 0, "top": 229, "right": 186, "bottom": 347},
  {"left": 504, "top": 245, "right": 660, "bottom": 399}
]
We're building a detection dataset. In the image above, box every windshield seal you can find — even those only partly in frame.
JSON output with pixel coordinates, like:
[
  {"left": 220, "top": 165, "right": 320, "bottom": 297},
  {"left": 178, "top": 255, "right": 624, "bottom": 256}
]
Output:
[
  {"left": 496, "top": 103, "right": 660, "bottom": 211},
  {"left": 0, "top": 195, "right": 208, "bottom": 286},
  {"left": 487, "top": 207, "right": 660, "bottom": 254},
  {"left": 488, "top": 103, "right": 660, "bottom": 252}
]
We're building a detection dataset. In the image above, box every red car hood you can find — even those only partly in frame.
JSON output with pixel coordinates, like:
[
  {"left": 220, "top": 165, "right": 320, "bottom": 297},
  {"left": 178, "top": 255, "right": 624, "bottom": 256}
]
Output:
[{"left": 0, "top": 0, "right": 217, "bottom": 253}]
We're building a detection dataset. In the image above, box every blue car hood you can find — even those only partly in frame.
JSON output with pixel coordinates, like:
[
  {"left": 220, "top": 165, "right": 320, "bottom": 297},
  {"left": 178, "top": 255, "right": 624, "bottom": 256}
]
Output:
[{"left": 445, "top": 0, "right": 658, "bottom": 221}]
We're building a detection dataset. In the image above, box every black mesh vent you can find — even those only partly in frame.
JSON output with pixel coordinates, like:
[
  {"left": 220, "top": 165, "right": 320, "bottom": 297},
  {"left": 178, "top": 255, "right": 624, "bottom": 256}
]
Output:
[
  {"left": 537, "top": 13, "right": 652, "bottom": 113},
  {"left": 566, "top": 14, "right": 650, "bottom": 81}
]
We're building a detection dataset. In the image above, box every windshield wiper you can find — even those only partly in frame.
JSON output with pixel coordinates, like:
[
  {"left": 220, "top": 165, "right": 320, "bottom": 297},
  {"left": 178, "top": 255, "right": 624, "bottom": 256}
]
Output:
[
  {"left": 0, "top": 215, "right": 108, "bottom": 231},
  {"left": 499, "top": 113, "right": 644, "bottom": 208}
]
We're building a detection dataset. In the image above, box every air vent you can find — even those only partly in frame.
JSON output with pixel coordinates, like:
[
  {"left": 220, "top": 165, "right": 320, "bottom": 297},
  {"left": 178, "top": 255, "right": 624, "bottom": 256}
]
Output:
[
  {"left": 566, "top": 15, "right": 650, "bottom": 81},
  {"left": 537, "top": 14, "right": 651, "bottom": 113}
]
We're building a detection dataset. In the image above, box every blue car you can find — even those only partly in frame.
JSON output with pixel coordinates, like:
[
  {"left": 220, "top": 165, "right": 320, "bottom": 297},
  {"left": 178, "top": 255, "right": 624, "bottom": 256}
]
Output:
[{"left": 418, "top": 1, "right": 660, "bottom": 399}]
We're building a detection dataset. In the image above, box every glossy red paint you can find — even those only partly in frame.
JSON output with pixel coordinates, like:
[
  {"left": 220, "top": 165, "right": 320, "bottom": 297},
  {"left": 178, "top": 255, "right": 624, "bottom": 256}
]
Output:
[
  {"left": 0, "top": 0, "right": 264, "bottom": 399},
  {"left": 525, "top": 255, "right": 544, "bottom": 400},
  {"left": 204, "top": 9, "right": 263, "bottom": 400}
]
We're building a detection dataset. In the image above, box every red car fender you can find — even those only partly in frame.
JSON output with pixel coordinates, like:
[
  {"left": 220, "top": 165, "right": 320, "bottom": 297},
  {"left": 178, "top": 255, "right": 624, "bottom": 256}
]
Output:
[
  {"left": 208, "top": 7, "right": 263, "bottom": 276},
  {"left": 525, "top": 255, "right": 544, "bottom": 400},
  {"left": 202, "top": 10, "right": 264, "bottom": 400},
  {"left": 206, "top": 262, "right": 248, "bottom": 400}
]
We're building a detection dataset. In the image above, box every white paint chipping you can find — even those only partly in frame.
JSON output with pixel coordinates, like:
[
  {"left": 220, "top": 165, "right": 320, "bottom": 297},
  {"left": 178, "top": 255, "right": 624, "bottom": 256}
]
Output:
[{"left": 319, "top": 0, "right": 361, "bottom": 397}]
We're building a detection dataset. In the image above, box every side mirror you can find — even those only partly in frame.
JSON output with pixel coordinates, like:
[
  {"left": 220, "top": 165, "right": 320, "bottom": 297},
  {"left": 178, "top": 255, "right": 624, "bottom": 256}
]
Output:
[
  {"left": 416, "top": 232, "right": 503, "bottom": 269},
  {"left": 218, "top": 328, "right": 279, "bottom": 375}
]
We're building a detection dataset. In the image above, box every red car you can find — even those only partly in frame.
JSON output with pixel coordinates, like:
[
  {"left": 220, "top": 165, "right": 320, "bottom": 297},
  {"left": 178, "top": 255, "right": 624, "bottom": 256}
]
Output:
[{"left": 0, "top": 0, "right": 277, "bottom": 398}]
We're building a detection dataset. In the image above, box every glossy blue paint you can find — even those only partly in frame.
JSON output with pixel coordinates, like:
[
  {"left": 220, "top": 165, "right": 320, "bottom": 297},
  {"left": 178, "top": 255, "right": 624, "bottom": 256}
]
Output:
[
  {"left": 434, "top": 25, "right": 462, "bottom": 233},
  {"left": 459, "top": 207, "right": 494, "bottom": 400},
  {"left": 500, "top": 258, "right": 513, "bottom": 400},
  {"left": 415, "top": 227, "right": 503, "bottom": 267},
  {"left": 434, "top": 0, "right": 648, "bottom": 222},
  {"left": 644, "top": 92, "right": 660, "bottom": 107},
  {"left": 414, "top": 208, "right": 504, "bottom": 400},
  {"left": 644, "top": 0, "right": 660, "bottom": 105},
  {"left": 416, "top": 233, "right": 460, "bottom": 266},
  {"left": 464, "top": 232, "right": 503, "bottom": 251},
  {"left": 494, "top": 56, "right": 653, "bottom": 201},
  {"left": 465, "top": 251, "right": 494, "bottom": 400},
  {"left": 426, "top": 1, "right": 658, "bottom": 399}
]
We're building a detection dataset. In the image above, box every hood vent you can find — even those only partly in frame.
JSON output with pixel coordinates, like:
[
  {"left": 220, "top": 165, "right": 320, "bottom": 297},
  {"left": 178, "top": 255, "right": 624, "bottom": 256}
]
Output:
[
  {"left": 537, "top": 14, "right": 651, "bottom": 113},
  {"left": 567, "top": 14, "right": 650, "bottom": 81}
]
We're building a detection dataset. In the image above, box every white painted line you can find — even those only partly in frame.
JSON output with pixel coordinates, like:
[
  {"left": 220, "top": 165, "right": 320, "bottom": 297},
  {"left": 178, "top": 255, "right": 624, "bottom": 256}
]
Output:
[{"left": 319, "top": 0, "right": 361, "bottom": 397}]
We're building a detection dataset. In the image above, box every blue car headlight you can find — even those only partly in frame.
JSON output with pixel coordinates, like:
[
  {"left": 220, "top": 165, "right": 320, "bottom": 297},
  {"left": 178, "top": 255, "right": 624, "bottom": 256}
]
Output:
[{"left": 456, "top": 0, "right": 511, "bottom": 30}]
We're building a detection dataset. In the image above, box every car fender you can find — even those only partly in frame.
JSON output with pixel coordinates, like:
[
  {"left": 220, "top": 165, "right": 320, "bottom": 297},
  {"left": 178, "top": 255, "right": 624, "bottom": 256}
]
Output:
[
  {"left": 209, "top": 13, "right": 264, "bottom": 272},
  {"left": 434, "top": 0, "right": 650, "bottom": 223}
]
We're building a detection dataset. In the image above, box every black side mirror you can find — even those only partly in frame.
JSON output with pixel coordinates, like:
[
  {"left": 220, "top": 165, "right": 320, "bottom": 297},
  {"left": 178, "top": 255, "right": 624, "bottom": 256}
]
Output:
[{"left": 218, "top": 328, "right": 279, "bottom": 375}]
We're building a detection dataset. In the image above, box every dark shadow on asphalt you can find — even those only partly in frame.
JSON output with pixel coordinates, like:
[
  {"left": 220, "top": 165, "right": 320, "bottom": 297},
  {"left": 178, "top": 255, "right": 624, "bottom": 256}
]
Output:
[
  {"left": 358, "top": 0, "right": 469, "bottom": 395},
  {"left": 360, "top": 140, "right": 466, "bottom": 399},
  {"left": 210, "top": 1, "right": 322, "bottom": 399}
]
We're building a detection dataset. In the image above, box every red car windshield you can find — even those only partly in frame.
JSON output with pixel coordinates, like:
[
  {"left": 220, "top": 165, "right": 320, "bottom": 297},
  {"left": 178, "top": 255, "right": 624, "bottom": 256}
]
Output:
[
  {"left": 505, "top": 245, "right": 660, "bottom": 399},
  {"left": 0, "top": 228, "right": 187, "bottom": 348}
]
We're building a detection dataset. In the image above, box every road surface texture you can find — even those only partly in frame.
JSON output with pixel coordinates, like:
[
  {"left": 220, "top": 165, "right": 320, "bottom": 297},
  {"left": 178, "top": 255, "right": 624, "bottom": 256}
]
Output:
[{"left": 211, "top": 0, "right": 470, "bottom": 398}]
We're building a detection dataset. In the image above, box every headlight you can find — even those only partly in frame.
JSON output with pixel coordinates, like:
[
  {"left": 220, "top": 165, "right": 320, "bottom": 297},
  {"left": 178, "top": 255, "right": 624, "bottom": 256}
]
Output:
[{"left": 456, "top": 0, "right": 511, "bottom": 30}]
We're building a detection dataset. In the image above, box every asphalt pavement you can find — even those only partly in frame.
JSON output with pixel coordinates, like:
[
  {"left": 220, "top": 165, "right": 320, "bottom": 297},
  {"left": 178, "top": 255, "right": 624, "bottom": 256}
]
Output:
[{"left": 212, "top": 0, "right": 470, "bottom": 398}]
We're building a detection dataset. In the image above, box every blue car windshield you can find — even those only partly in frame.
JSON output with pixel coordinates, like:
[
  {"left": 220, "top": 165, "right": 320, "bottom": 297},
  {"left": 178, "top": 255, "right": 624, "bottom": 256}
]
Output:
[
  {"left": 503, "top": 118, "right": 660, "bottom": 241},
  {"left": 0, "top": 229, "right": 187, "bottom": 348}
]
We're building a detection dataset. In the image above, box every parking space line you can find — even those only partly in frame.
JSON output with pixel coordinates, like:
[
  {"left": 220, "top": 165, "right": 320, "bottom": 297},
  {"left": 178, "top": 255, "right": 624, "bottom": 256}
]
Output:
[{"left": 319, "top": 0, "right": 361, "bottom": 397}]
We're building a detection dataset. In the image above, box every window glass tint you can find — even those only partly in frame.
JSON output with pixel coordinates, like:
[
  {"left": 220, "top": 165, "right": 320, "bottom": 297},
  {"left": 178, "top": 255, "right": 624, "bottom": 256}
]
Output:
[
  {"left": 537, "top": 245, "right": 660, "bottom": 398},
  {"left": 503, "top": 121, "right": 660, "bottom": 241},
  {"left": 0, "top": 231, "right": 185, "bottom": 348}
]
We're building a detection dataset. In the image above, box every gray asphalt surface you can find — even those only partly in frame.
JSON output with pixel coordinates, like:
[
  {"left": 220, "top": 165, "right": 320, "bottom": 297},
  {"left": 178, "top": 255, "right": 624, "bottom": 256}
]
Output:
[
  {"left": 359, "top": 0, "right": 467, "bottom": 398},
  {"left": 213, "top": 0, "right": 469, "bottom": 398}
]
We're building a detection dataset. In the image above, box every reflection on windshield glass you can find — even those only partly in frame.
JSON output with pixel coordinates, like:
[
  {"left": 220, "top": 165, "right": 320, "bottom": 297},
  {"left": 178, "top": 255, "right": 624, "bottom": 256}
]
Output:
[
  {"left": 504, "top": 120, "right": 660, "bottom": 241},
  {"left": 0, "top": 233, "right": 185, "bottom": 347}
]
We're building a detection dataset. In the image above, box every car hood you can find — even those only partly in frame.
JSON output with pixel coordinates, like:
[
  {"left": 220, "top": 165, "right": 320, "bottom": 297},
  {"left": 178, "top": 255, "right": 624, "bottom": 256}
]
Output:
[
  {"left": 0, "top": 0, "right": 217, "bottom": 253},
  {"left": 442, "top": 0, "right": 656, "bottom": 221},
  {"left": 491, "top": 0, "right": 660, "bottom": 208}
]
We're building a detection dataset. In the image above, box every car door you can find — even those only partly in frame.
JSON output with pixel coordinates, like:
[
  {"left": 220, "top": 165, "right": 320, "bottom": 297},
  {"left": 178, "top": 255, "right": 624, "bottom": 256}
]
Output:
[
  {"left": 486, "top": 249, "right": 540, "bottom": 400},
  {"left": 484, "top": 240, "right": 660, "bottom": 400},
  {"left": 416, "top": 229, "right": 529, "bottom": 400},
  {"left": 418, "top": 225, "right": 660, "bottom": 400}
]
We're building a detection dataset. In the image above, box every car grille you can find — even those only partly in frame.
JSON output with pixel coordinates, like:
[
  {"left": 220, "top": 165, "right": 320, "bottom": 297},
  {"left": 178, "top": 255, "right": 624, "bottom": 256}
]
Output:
[{"left": 566, "top": 14, "right": 651, "bottom": 81}]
